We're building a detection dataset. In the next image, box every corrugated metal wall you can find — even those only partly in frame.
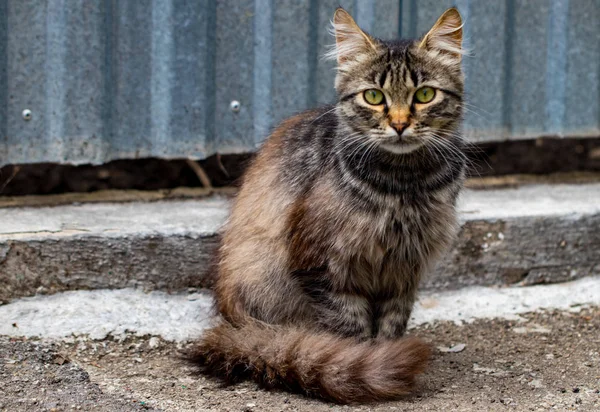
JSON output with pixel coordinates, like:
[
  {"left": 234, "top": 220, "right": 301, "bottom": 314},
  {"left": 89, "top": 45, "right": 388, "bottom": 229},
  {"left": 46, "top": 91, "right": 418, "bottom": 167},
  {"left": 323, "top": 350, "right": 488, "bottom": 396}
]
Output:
[{"left": 0, "top": 0, "right": 598, "bottom": 167}]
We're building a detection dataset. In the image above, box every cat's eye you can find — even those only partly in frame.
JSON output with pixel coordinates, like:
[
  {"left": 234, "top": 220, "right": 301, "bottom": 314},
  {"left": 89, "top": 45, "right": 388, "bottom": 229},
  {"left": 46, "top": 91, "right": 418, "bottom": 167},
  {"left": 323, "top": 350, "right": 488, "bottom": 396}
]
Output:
[
  {"left": 414, "top": 87, "right": 436, "bottom": 104},
  {"left": 363, "top": 89, "right": 385, "bottom": 105}
]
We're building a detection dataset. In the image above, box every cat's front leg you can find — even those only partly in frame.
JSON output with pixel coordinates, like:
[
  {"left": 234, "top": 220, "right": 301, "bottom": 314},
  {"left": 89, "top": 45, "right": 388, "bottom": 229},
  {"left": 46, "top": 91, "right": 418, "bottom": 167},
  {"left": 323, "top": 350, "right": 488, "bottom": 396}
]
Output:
[
  {"left": 375, "top": 294, "right": 416, "bottom": 339},
  {"left": 318, "top": 292, "right": 373, "bottom": 339},
  {"left": 292, "top": 267, "right": 373, "bottom": 339}
]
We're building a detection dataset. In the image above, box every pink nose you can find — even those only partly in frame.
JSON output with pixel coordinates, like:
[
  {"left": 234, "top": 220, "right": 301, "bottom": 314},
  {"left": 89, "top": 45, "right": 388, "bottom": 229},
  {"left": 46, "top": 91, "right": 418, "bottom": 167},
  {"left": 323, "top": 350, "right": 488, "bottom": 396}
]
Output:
[{"left": 390, "top": 121, "right": 408, "bottom": 134}]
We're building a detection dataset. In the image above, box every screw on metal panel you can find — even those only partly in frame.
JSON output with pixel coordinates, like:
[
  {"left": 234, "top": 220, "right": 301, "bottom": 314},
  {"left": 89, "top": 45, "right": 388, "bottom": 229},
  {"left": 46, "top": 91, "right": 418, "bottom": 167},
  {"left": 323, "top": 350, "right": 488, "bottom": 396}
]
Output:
[
  {"left": 22, "top": 109, "right": 32, "bottom": 121},
  {"left": 229, "top": 100, "right": 241, "bottom": 113}
]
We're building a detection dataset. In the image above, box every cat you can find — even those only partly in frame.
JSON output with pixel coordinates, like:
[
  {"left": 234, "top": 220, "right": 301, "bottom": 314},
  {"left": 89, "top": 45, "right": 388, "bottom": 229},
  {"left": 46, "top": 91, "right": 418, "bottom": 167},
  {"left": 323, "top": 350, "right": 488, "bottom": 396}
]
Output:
[{"left": 192, "top": 7, "right": 466, "bottom": 403}]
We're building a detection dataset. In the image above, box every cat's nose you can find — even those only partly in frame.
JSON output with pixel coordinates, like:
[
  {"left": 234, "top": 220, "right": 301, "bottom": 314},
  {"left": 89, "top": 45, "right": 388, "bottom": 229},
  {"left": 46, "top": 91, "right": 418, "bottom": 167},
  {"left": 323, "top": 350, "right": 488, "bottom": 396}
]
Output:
[{"left": 390, "top": 121, "right": 409, "bottom": 135}]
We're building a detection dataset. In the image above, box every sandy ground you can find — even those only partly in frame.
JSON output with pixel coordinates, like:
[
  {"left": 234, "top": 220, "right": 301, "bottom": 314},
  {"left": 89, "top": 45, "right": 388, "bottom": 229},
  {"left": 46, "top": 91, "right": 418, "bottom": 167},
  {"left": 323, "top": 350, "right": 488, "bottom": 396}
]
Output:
[{"left": 1, "top": 307, "right": 599, "bottom": 412}]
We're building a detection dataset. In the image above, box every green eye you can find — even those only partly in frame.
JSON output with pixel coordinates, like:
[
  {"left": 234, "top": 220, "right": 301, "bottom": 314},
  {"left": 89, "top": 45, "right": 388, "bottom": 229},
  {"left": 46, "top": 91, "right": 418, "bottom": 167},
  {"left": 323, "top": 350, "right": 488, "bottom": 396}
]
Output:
[
  {"left": 414, "top": 87, "right": 436, "bottom": 104},
  {"left": 363, "top": 89, "right": 384, "bottom": 105}
]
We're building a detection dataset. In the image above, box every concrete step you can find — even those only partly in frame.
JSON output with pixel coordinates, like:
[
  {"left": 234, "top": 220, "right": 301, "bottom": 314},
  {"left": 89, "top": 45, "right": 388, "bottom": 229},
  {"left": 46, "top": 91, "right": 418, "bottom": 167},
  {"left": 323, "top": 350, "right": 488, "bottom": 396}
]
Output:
[
  {"left": 1, "top": 276, "right": 598, "bottom": 342},
  {"left": 1, "top": 183, "right": 599, "bottom": 303}
]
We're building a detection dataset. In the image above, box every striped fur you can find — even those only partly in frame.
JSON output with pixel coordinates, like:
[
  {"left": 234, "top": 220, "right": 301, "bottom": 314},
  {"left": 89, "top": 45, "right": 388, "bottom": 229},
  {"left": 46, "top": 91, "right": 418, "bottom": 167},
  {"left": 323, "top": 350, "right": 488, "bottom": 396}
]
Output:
[{"left": 192, "top": 7, "right": 466, "bottom": 403}]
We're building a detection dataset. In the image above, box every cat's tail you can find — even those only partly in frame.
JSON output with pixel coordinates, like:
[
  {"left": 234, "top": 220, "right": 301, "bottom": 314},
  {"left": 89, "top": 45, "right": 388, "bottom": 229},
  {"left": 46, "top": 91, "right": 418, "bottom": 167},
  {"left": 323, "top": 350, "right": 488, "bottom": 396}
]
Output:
[{"left": 190, "top": 318, "right": 431, "bottom": 404}]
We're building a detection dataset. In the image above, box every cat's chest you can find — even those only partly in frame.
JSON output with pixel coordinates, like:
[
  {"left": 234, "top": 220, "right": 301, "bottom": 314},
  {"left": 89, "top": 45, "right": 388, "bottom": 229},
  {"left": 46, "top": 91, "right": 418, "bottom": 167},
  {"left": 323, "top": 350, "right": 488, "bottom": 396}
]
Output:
[
  {"left": 347, "top": 198, "right": 455, "bottom": 264},
  {"left": 328, "top": 200, "right": 455, "bottom": 295}
]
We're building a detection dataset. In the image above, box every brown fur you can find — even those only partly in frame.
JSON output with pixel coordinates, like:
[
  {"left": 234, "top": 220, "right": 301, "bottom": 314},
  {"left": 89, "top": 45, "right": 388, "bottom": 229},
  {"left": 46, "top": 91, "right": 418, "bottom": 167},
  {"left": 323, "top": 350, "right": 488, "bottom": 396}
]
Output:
[
  {"left": 192, "top": 318, "right": 431, "bottom": 403},
  {"left": 192, "top": 7, "right": 466, "bottom": 404}
]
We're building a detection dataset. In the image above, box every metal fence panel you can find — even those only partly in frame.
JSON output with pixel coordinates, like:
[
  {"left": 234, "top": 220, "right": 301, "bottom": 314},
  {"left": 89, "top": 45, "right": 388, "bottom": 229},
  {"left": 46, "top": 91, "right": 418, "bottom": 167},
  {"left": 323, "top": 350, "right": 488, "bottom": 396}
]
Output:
[{"left": 0, "top": 0, "right": 598, "bottom": 166}]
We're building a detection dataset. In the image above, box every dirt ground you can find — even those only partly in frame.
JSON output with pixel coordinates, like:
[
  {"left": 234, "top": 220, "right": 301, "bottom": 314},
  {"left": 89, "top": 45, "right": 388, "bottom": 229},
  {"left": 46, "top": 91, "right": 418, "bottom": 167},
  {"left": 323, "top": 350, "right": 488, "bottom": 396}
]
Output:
[{"left": 1, "top": 307, "right": 599, "bottom": 412}]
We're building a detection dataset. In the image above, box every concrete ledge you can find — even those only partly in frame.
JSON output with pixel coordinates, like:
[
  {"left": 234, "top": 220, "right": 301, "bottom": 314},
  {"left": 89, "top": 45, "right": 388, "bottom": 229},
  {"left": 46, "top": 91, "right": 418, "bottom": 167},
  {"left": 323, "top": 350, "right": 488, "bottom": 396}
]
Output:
[
  {"left": 433, "top": 183, "right": 600, "bottom": 290},
  {"left": 0, "top": 198, "right": 229, "bottom": 303},
  {"left": 1, "top": 184, "right": 599, "bottom": 302}
]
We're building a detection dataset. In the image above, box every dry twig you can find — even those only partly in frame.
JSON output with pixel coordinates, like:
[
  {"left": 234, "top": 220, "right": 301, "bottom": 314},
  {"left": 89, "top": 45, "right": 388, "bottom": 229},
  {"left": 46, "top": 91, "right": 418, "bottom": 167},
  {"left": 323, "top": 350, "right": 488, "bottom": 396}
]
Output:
[{"left": 185, "top": 159, "right": 212, "bottom": 189}]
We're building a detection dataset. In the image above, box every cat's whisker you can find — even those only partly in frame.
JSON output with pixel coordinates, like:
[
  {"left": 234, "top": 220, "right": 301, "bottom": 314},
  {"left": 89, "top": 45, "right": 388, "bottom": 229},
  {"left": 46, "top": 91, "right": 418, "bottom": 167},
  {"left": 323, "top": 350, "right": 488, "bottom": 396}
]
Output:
[
  {"left": 335, "top": 134, "right": 365, "bottom": 149},
  {"left": 428, "top": 133, "right": 482, "bottom": 170},
  {"left": 309, "top": 107, "right": 339, "bottom": 125},
  {"left": 460, "top": 106, "right": 490, "bottom": 122},
  {"left": 427, "top": 133, "right": 467, "bottom": 163},
  {"left": 347, "top": 139, "right": 373, "bottom": 163},
  {"left": 338, "top": 137, "right": 368, "bottom": 161},
  {"left": 336, "top": 133, "right": 371, "bottom": 156},
  {"left": 357, "top": 139, "right": 380, "bottom": 170},
  {"left": 461, "top": 101, "right": 493, "bottom": 116},
  {"left": 427, "top": 133, "right": 481, "bottom": 176},
  {"left": 426, "top": 140, "right": 453, "bottom": 173}
]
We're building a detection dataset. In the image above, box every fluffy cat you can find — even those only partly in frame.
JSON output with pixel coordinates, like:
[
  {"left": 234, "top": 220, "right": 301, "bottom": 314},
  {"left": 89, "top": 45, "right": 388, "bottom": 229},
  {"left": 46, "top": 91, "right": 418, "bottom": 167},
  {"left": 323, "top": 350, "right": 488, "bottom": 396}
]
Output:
[{"left": 193, "top": 7, "right": 466, "bottom": 403}]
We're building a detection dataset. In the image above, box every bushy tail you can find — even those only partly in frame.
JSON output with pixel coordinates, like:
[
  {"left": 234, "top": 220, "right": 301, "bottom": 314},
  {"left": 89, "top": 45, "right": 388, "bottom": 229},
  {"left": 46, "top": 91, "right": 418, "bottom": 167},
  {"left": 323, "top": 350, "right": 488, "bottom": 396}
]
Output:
[{"left": 191, "top": 319, "right": 431, "bottom": 403}]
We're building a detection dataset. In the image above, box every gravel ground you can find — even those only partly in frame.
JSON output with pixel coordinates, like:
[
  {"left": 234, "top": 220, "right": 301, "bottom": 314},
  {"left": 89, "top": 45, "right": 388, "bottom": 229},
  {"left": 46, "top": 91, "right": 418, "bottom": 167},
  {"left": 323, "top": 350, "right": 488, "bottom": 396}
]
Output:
[{"left": 1, "top": 307, "right": 599, "bottom": 412}]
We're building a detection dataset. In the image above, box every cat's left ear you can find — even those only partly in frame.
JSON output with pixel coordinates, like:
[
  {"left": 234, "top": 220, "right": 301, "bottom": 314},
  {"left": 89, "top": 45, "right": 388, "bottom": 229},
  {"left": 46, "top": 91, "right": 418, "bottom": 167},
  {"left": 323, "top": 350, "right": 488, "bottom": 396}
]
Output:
[
  {"left": 419, "top": 8, "right": 464, "bottom": 60},
  {"left": 330, "top": 8, "right": 379, "bottom": 67}
]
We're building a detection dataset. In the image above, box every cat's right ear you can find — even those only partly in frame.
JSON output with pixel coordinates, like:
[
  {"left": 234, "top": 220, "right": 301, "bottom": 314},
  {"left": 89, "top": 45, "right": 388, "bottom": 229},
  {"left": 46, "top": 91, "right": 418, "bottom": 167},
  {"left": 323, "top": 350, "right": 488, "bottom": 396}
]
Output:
[
  {"left": 328, "top": 8, "right": 378, "bottom": 67},
  {"left": 419, "top": 8, "right": 464, "bottom": 61}
]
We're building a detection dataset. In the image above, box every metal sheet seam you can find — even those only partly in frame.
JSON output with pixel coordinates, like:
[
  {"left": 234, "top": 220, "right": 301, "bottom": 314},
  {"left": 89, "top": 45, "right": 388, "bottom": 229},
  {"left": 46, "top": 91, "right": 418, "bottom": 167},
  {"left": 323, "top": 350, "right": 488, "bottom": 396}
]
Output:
[
  {"left": 46, "top": 1, "right": 67, "bottom": 162},
  {"left": 354, "top": 0, "right": 375, "bottom": 33},
  {"left": 545, "top": 0, "right": 569, "bottom": 136},
  {"left": 453, "top": 0, "right": 471, "bottom": 78},
  {"left": 204, "top": 0, "right": 217, "bottom": 154},
  {"left": 253, "top": 0, "right": 273, "bottom": 147},
  {"left": 0, "top": 1, "right": 8, "bottom": 150},
  {"left": 102, "top": 0, "right": 116, "bottom": 160},
  {"left": 408, "top": 0, "right": 418, "bottom": 38},
  {"left": 501, "top": 0, "right": 516, "bottom": 136},
  {"left": 306, "top": 0, "right": 320, "bottom": 108},
  {"left": 151, "top": 0, "right": 174, "bottom": 156}
]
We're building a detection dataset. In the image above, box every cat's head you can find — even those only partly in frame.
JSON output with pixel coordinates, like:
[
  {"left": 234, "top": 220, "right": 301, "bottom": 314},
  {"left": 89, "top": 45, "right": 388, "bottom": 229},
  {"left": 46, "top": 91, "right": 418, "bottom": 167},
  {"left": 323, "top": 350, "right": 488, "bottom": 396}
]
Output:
[{"left": 329, "top": 8, "right": 465, "bottom": 155}]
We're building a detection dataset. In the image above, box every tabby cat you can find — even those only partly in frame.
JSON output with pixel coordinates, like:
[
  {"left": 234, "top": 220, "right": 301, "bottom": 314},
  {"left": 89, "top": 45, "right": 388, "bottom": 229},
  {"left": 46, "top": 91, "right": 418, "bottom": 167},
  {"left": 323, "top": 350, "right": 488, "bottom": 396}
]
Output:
[{"left": 193, "top": 7, "right": 466, "bottom": 403}]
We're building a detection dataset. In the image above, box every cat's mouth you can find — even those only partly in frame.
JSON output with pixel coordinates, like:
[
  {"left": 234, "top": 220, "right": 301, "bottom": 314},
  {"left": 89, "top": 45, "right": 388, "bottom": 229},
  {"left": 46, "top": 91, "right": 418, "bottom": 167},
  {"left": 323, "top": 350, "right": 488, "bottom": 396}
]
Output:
[
  {"left": 377, "top": 128, "right": 424, "bottom": 154},
  {"left": 379, "top": 141, "right": 424, "bottom": 154}
]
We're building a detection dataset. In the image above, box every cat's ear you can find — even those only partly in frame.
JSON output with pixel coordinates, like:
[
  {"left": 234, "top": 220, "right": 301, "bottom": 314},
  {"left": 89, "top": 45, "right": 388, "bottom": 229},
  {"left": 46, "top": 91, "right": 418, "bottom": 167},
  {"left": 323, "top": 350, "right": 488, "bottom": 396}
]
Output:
[
  {"left": 329, "top": 8, "right": 378, "bottom": 66},
  {"left": 419, "top": 8, "right": 464, "bottom": 60}
]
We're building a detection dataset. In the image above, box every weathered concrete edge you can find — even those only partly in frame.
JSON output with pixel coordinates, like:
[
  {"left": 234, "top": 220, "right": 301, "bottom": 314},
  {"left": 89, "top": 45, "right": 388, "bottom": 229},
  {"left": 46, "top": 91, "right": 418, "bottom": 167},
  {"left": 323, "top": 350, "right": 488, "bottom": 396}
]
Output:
[
  {"left": 0, "top": 234, "right": 220, "bottom": 304},
  {"left": 428, "top": 213, "right": 599, "bottom": 290},
  {"left": 1, "top": 211, "right": 598, "bottom": 303},
  {"left": 1, "top": 183, "right": 599, "bottom": 242}
]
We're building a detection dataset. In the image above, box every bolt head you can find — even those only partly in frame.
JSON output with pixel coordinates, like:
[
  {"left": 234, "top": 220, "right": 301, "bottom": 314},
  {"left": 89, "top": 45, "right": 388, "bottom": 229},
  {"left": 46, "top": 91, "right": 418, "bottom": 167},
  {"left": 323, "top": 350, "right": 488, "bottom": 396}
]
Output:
[
  {"left": 22, "top": 109, "right": 32, "bottom": 121},
  {"left": 229, "top": 100, "right": 241, "bottom": 113}
]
